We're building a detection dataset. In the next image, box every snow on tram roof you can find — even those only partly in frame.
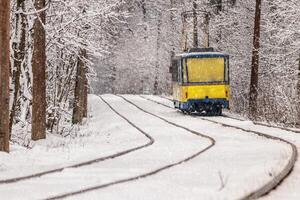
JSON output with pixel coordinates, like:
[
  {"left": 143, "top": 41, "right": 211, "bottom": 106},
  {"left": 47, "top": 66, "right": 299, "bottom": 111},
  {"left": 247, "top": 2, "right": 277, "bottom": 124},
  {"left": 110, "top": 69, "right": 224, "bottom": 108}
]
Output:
[{"left": 176, "top": 52, "right": 229, "bottom": 58}]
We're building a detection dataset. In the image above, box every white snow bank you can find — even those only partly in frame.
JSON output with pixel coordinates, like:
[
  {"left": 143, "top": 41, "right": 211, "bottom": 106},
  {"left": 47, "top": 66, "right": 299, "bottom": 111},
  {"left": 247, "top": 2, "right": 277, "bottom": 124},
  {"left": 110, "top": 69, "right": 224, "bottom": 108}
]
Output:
[{"left": 0, "top": 94, "right": 148, "bottom": 180}]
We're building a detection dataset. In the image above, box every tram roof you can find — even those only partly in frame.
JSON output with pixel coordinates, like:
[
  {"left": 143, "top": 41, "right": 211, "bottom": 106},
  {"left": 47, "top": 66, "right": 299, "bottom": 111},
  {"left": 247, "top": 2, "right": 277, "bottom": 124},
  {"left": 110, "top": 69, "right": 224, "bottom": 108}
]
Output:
[{"left": 175, "top": 52, "right": 229, "bottom": 59}]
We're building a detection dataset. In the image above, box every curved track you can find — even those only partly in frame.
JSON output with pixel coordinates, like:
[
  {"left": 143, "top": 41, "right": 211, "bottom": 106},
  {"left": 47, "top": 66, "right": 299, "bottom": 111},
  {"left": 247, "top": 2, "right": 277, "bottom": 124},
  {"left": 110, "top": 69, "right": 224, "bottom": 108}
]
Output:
[
  {"left": 0, "top": 97, "right": 154, "bottom": 184},
  {"left": 158, "top": 95, "right": 300, "bottom": 134},
  {"left": 3, "top": 95, "right": 297, "bottom": 200},
  {"left": 140, "top": 95, "right": 298, "bottom": 200},
  {"left": 44, "top": 95, "right": 215, "bottom": 200}
]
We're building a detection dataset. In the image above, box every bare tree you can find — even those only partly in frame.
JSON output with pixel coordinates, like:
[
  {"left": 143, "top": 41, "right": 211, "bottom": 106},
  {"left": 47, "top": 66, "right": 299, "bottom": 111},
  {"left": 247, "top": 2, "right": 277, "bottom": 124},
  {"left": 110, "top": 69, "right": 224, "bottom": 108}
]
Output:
[
  {"left": 83, "top": 66, "right": 88, "bottom": 118},
  {"left": 297, "top": 54, "right": 300, "bottom": 124},
  {"left": 210, "top": 0, "right": 222, "bottom": 43},
  {"left": 10, "top": 0, "right": 27, "bottom": 133},
  {"left": 32, "top": 0, "right": 46, "bottom": 140},
  {"left": 249, "top": 0, "right": 262, "bottom": 119},
  {"left": 193, "top": 0, "right": 198, "bottom": 48},
  {"left": 169, "top": 0, "right": 176, "bottom": 58},
  {"left": 72, "top": 49, "right": 88, "bottom": 124},
  {"left": 0, "top": 0, "right": 11, "bottom": 152},
  {"left": 181, "top": 13, "right": 188, "bottom": 51},
  {"left": 203, "top": 13, "right": 210, "bottom": 48},
  {"left": 154, "top": 13, "right": 162, "bottom": 95}
]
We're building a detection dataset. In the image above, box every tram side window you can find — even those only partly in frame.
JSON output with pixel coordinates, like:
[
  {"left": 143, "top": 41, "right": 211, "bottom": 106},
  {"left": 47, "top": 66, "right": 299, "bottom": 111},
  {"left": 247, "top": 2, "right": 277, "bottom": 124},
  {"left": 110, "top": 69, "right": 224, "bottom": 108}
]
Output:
[
  {"left": 225, "top": 58, "right": 229, "bottom": 82},
  {"left": 182, "top": 59, "right": 188, "bottom": 83},
  {"left": 178, "top": 59, "right": 182, "bottom": 83},
  {"left": 171, "top": 59, "right": 179, "bottom": 82}
]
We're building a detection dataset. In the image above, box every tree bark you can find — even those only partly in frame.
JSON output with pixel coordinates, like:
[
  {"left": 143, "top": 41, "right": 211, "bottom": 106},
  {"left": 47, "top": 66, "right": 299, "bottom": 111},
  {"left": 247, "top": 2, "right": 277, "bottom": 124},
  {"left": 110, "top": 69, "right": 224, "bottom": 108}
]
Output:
[
  {"left": 203, "top": 13, "right": 210, "bottom": 48},
  {"left": 0, "top": 0, "right": 11, "bottom": 152},
  {"left": 297, "top": 54, "right": 300, "bottom": 125},
  {"left": 72, "top": 49, "right": 87, "bottom": 124},
  {"left": 170, "top": 0, "right": 175, "bottom": 59},
  {"left": 192, "top": 1, "right": 198, "bottom": 48},
  {"left": 82, "top": 63, "right": 88, "bottom": 118},
  {"left": 154, "top": 13, "right": 162, "bottom": 95},
  {"left": 249, "top": 0, "right": 262, "bottom": 119},
  {"left": 210, "top": 0, "right": 222, "bottom": 43},
  {"left": 181, "top": 14, "right": 188, "bottom": 51},
  {"left": 32, "top": 0, "right": 46, "bottom": 140},
  {"left": 141, "top": 0, "right": 146, "bottom": 18},
  {"left": 10, "top": 0, "right": 27, "bottom": 134},
  {"left": 169, "top": 0, "right": 176, "bottom": 94}
]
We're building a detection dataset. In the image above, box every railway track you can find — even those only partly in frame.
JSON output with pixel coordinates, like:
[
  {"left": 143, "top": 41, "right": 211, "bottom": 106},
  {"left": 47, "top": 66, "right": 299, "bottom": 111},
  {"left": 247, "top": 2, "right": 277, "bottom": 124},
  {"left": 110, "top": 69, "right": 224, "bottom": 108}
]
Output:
[
  {"left": 3, "top": 95, "right": 297, "bottom": 199},
  {"left": 140, "top": 95, "right": 298, "bottom": 199},
  {"left": 0, "top": 96, "right": 154, "bottom": 185},
  {"left": 45, "top": 95, "right": 215, "bottom": 199},
  {"left": 158, "top": 95, "right": 300, "bottom": 134}
]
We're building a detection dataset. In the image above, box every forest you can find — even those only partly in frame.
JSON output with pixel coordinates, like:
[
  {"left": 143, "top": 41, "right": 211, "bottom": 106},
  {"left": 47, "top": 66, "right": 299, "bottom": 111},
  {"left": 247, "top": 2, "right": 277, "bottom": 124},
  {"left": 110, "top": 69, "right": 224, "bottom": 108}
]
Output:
[{"left": 0, "top": 0, "right": 299, "bottom": 153}]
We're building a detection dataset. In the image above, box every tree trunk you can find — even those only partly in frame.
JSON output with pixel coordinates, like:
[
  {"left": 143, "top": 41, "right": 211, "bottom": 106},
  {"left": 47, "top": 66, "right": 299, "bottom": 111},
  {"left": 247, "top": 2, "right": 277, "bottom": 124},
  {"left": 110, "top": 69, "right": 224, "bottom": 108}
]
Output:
[
  {"left": 192, "top": 1, "right": 198, "bottom": 48},
  {"left": 210, "top": 0, "right": 222, "bottom": 43},
  {"left": 203, "top": 13, "right": 210, "bottom": 48},
  {"left": 82, "top": 63, "right": 88, "bottom": 118},
  {"left": 110, "top": 66, "right": 116, "bottom": 94},
  {"left": 141, "top": 0, "right": 146, "bottom": 18},
  {"left": 141, "top": 0, "right": 148, "bottom": 41},
  {"left": 0, "top": 0, "right": 11, "bottom": 152},
  {"left": 154, "top": 13, "right": 162, "bottom": 95},
  {"left": 10, "top": 0, "right": 26, "bottom": 134},
  {"left": 32, "top": 0, "right": 46, "bottom": 140},
  {"left": 181, "top": 14, "right": 188, "bottom": 51},
  {"left": 72, "top": 49, "right": 87, "bottom": 124},
  {"left": 169, "top": 0, "right": 175, "bottom": 59},
  {"left": 249, "top": 0, "right": 262, "bottom": 119},
  {"left": 297, "top": 54, "right": 300, "bottom": 125},
  {"left": 169, "top": 0, "right": 176, "bottom": 94}
]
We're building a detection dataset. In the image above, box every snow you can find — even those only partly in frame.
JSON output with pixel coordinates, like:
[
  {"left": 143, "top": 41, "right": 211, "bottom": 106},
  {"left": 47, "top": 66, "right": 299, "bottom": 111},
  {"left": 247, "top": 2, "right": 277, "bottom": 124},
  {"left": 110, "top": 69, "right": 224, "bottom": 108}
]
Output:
[
  {"left": 199, "top": 114, "right": 300, "bottom": 200},
  {"left": 142, "top": 95, "right": 300, "bottom": 200},
  {"left": 178, "top": 52, "right": 228, "bottom": 58},
  {"left": 0, "top": 95, "right": 148, "bottom": 181},
  {"left": 0, "top": 94, "right": 298, "bottom": 199}
]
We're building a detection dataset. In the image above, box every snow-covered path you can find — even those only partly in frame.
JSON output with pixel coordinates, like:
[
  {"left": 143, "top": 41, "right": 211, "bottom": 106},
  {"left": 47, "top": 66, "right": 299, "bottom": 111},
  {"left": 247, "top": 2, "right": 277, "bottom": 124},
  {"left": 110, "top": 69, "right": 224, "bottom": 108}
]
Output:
[
  {"left": 0, "top": 95, "right": 212, "bottom": 199},
  {"left": 201, "top": 116, "right": 300, "bottom": 200},
  {"left": 0, "top": 94, "right": 295, "bottom": 199},
  {"left": 141, "top": 95, "right": 300, "bottom": 199},
  {"left": 67, "top": 95, "right": 291, "bottom": 200}
]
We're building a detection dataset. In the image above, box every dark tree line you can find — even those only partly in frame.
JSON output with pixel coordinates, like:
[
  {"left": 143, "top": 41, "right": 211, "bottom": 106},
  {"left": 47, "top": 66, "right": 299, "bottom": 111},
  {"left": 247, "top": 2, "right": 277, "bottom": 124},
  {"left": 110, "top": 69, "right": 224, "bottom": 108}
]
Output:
[{"left": 0, "top": 0, "right": 90, "bottom": 152}]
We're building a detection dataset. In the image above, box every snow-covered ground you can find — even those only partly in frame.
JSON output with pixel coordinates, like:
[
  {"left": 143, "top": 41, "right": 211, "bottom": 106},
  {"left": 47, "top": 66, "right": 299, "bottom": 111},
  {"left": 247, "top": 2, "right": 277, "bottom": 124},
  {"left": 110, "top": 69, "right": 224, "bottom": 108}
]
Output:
[
  {"left": 0, "top": 94, "right": 298, "bottom": 199},
  {"left": 142, "top": 95, "right": 300, "bottom": 200}
]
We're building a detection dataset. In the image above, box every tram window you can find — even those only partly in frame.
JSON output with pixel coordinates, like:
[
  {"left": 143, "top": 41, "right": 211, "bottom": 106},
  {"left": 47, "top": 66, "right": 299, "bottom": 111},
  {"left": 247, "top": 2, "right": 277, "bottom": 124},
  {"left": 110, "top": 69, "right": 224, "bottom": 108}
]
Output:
[
  {"left": 187, "top": 57, "right": 225, "bottom": 83},
  {"left": 182, "top": 59, "right": 188, "bottom": 83},
  {"left": 177, "top": 59, "right": 182, "bottom": 83},
  {"left": 171, "top": 59, "right": 179, "bottom": 82},
  {"left": 225, "top": 58, "right": 229, "bottom": 82}
]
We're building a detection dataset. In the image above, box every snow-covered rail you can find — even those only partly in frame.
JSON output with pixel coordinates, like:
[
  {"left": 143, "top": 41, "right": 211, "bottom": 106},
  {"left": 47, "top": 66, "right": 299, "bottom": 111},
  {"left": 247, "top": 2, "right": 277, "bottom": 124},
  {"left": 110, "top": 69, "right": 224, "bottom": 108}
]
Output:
[
  {"left": 0, "top": 97, "right": 154, "bottom": 185},
  {"left": 141, "top": 95, "right": 298, "bottom": 200},
  {"left": 198, "top": 117, "right": 297, "bottom": 199},
  {"left": 2, "top": 95, "right": 297, "bottom": 199},
  {"left": 45, "top": 95, "right": 215, "bottom": 199},
  {"left": 159, "top": 95, "right": 300, "bottom": 134}
]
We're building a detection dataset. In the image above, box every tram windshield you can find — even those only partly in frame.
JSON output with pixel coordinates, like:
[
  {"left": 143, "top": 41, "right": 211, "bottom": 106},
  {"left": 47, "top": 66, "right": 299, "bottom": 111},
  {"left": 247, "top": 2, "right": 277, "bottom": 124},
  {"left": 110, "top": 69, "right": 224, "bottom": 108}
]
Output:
[{"left": 186, "top": 57, "right": 228, "bottom": 83}]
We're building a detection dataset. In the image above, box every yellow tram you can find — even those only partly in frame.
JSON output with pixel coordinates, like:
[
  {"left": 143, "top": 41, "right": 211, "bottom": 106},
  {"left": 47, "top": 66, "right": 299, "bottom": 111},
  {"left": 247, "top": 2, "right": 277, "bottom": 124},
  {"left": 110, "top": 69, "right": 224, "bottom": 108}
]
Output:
[{"left": 170, "top": 48, "right": 230, "bottom": 115}]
